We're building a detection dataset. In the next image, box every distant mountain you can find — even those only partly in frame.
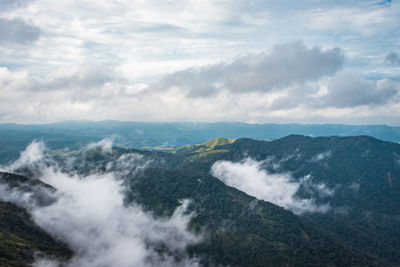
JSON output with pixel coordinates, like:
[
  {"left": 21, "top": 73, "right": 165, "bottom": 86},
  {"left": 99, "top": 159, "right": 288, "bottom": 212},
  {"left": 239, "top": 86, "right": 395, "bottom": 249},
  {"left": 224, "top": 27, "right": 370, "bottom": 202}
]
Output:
[{"left": 1, "top": 120, "right": 400, "bottom": 165}]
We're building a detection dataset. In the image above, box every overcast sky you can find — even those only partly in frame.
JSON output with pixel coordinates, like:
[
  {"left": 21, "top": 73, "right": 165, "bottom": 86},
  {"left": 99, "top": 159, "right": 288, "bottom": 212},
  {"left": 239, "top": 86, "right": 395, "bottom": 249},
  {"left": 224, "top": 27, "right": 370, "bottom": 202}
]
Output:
[{"left": 0, "top": 0, "right": 399, "bottom": 125}]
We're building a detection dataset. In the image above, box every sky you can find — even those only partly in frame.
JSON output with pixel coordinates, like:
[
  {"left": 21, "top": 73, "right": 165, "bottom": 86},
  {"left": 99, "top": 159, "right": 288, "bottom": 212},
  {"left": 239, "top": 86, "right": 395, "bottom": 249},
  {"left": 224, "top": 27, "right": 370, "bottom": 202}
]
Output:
[{"left": 0, "top": 0, "right": 399, "bottom": 125}]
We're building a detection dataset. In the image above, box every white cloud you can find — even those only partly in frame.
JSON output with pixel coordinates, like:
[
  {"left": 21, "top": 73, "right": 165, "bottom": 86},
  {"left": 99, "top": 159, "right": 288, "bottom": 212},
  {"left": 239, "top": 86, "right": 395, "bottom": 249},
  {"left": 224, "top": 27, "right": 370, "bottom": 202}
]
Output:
[
  {"left": 0, "top": 141, "right": 201, "bottom": 267},
  {"left": 85, "top": 137, "right": 114, "bottom": 153},
  {"left": 300, "top": 175, "right": 336, "bottom": 198},
  {"left": 310, "top": 151, "right": 331, "bottom": 162},
  {"left": 0, "top": 1, "right": 399, "bottom": 124},
  {"left": 0, "top": 0, "right": 33, "bottom": 12},
  {"left": 210, "top": 158, "right": 331, "bottom": 215},
  {"left": 317, "top": 72, "right": 398, "bottom": 107},
  {"left": 152, "top": 42, "right": 343, "bottom": 97},
  {"left": 0, "top": 62, "right": 399, "bottom": 125},
  {"left": 0, "top": 17, "right": 40, "bottom": 45},
  {"left": 8, "top": 140, "right": 45, "bottom": 170},
  {"left": 1, "top": 0, "right": 398, "bottom": 79},
  {"left": 348, "top": 182, "right": 360, "bottom": 192},
  {"left": 304, "top": 3, "right": 399, "bottom": 36}
]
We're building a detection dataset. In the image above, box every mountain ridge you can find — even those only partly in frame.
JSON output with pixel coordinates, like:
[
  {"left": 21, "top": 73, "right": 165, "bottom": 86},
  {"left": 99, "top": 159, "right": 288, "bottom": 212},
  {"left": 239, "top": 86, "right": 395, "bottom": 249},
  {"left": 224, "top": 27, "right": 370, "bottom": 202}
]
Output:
[
  {"left": 1, "top": 134, "right": 400, "bottom": 265},
  {"left": 1, "top": 120, "right": 400, "bottom": 165}
]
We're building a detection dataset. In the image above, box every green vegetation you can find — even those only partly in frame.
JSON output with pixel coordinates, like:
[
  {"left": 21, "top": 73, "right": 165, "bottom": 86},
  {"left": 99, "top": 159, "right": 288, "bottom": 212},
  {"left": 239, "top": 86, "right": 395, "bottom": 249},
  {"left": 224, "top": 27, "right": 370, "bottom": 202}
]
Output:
[
  {"left": 0, "top": 200, "right": 71, "bottom": 266},
  {"left": 0, "top": 172, "right": 72, "bottom": 266},
  {"left": 127, "top": 168, "right": 379, "bottom": 266},
  {"left": 201, "top": 137, "right": 235, "bottom": 149},
  {"left": 2, "top": 121, "right": 400, "bottom": 165},
  {"left": 1, "top": 133, "right": 400, "bottom": 265}
]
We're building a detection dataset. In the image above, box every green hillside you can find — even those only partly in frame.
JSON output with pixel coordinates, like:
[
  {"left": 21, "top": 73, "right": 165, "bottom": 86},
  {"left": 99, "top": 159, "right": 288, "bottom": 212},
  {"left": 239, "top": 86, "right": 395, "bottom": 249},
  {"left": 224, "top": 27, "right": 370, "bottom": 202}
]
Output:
[
  {"left": 201, "top": 137, "right": 235, "bottom": 149},
  {"left": 127, "top": 168, "right": 380, "bottom": 266},
  {"left": 0, "top": 173, "right": 72, "bottom": 266},
  {"left": 168, "top": 135, "right": 400, "bottom": 263},
  {"left": 1, "top": 134, "right": 400, "bottom": 265}
]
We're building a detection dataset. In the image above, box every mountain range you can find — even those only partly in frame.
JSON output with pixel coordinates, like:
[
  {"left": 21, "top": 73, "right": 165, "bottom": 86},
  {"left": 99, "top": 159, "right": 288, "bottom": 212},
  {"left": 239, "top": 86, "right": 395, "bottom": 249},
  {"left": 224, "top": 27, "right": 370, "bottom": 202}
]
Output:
[
  {"left": 0, "top": 128, "right": 400, "bottom": 266},
  {"left": 1, "top": 120, "right": 399, "bottom": 165}
]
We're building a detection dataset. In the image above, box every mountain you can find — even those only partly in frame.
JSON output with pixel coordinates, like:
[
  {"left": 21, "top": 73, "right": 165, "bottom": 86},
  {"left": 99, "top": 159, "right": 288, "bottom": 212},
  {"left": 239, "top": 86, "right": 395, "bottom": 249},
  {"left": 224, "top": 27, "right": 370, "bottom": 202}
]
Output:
[
  {"left": 1, "top": 134, "right": 400, "bottom": 265},
  {"left": 0, "top": 161, "right": 380, "bottom": 266},
  {"left": 165, "top": 135, "right": 400, "bottom": 264},
  {"left": 1, "top": 120, "right": 400, "bottom": 165},
  {"left": 0, "top": 172, "right": 72, "bottom": 266}
]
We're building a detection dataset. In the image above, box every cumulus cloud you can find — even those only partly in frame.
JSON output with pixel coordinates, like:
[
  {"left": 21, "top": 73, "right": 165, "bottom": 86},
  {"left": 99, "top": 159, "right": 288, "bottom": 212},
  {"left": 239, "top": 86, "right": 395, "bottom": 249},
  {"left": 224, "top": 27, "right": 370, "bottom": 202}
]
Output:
[
  {"left": 0, "top": 64, "right": 120, "bottom": 99},
  {"left": 0, "top": 58, "right": 400, "bottom": 125},
  {"left": 0, "top": 0, "right": 399, "bottom": 125},
  {"left": 152, "top": 42, "right": 343, "bottom": 97},
  {"left": 268, "top": 72, "right": 400, "bottom": 111},
  {"left": 0, "top": 35, "right": 399, "bottom": 125},
  {"left": 210, "top": 158, "right": 331, "bottom": 215},
  {"left": 28, "top": 65, "right": 121, "bottom": 92},
  {"left": 0, "top": 18, "right": 40, "bottom": 45},
  {"left": 385, "top": 52, "right": 400, "bottom": 66},
  {"left": 0, "top": 142, "right": 201, "bottom": 267},
  {"left": 317, "top": 72, "right": 398, "bottom": 107},
  {"left": 0, "top": 65, "right": 141, "bottom": 122}
]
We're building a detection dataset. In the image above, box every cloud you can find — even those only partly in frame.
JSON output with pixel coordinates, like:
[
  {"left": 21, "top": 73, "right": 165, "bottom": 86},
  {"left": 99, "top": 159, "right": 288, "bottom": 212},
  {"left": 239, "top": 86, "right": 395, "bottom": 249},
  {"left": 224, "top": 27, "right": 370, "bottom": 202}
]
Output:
[
  {"left": 348, "top": 182, "right": 360, "bottom": 192},
  {"left": 0, "top": 18, "right": 40, "bottom": 45},
  {"left": 0, "top": 1, "right": 396, "bottom": 125},
  {"left": 318, "top": 72, "right": 398, "bottom": 107},
  {"left": 310, "top": 151, "right": 331, "bottom": 162},
  {"left": 300, "top": 175, "right": 335, "bottom": 198},
  {"left": 1, "top": 0, "right": 400, "bottom": 124},
  {"left": 0, "top": 142, "right": 201, "bottom": 267},
  {"left": 0, "top": 58, "right": 400, "bottom": 125},
  {"left": 0, "top": 174, "right": 57, "bottom": 209},
  {"left": 0, "top": 0, "right": 399, "bottom": 103},
  {"left": 373, "top": 0, "right": 392, "bottom": 7},
  {"left": 0, "top": 0, "right": 33, "bottom": 12},
  {"left": 8, "top": 140, "right": 45, "bottom": 170},
  {"left": 385, "top": 52, "right": 400, "bottom": 66},
  {"left": 152, "top": 42, "right": 343, "bottom": 97},
  {"left": 270, "top": 72, "right": 400, "bottom": 110},
  {"left": 85, "top": 137, "right": 114, "bottom": 153},
  {"left": 0, "top": 65, "right": 139, "bottom": 122},
  {"left": 210, "top": 158, "right": 331, "bottom": 215},
  {"left": 394, "top": 153, "right": 400, "bottom": 166},
  {"left": 28, "top": 65, "right": 120, "bottom": 92},
  {"left": 304, "top": 3, "right": 398, "bottom": 36}
]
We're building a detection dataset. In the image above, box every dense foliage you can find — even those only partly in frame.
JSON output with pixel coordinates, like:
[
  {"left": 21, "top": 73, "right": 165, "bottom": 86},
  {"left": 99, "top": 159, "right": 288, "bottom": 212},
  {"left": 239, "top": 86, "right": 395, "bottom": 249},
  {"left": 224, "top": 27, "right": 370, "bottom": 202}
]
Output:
[
  {"left": 0, "top": 173, "right": 72, "bottom": 266},
  {"left": 1, "top": 134, "right": 400, "bottom": 265}
]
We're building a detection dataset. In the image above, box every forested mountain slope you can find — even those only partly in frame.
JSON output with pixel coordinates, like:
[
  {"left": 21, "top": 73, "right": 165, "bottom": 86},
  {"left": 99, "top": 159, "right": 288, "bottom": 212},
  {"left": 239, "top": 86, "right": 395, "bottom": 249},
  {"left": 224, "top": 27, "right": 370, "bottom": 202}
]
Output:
[{"left": 1, "top": 134, "right": 399, "bottom": 266}]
